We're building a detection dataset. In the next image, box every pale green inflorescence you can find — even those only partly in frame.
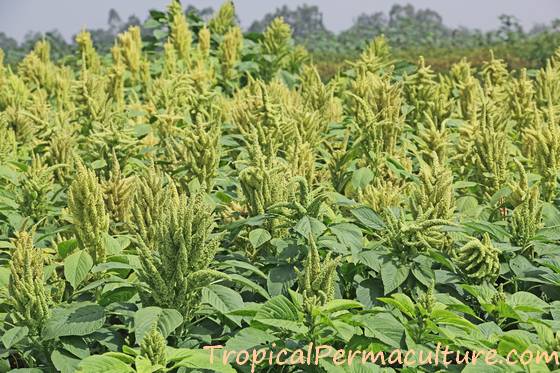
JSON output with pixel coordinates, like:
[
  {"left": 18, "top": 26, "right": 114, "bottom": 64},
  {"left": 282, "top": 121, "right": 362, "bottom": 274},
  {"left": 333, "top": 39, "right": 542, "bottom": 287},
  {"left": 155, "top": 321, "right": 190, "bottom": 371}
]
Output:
[
  {"left": 380, "top": 207, "right": 451, "bottom": 258},
  {"left": 136, "top": 182, "right": 226, "bottom": 320},
  {"left": 68, "top": 162, "right": 110, "bottom": 264},
  {"left": 140, "top": 326, "right": 168, "bottom": 367},
  {"left": 168, "top": 0, "right": 192, "bottom": 63},
  {"left": 18, "top": 154, "right": 55, "bottom": 223},
  {"left": 509, "top": 160, "right": 543, "bottom": 254},
  {"left": 453, "top": 233, "right": 500, "bottom": 283},
  {"left": 102, "top": 151, "right": 137, "bottom": 231},
  {"left": 297, "top": 236, "right": 339, "bottom": 310},
  {"left": 410, "top": 152, "right": 455, "bottom": 221},
  {"left": 208, "top": 0, "right": 236, "bottom": 36},
  {"left": 8, "top": 231, "right": 51, "bottom": 334}
]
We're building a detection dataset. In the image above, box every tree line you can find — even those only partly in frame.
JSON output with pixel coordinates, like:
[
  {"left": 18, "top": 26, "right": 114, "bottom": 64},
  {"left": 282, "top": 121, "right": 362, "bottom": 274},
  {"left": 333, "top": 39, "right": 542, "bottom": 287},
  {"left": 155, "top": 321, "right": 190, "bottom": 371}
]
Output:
[{"left": 1, "top": 3, "right": 559, "bottom": 69}]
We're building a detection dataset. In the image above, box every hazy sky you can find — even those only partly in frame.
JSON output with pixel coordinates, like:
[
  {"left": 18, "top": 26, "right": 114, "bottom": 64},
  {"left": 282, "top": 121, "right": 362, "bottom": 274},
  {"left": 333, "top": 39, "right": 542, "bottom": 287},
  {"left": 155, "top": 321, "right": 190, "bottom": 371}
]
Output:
[{"left": 1, "top": 0, "right": 559, "bottom": 42}]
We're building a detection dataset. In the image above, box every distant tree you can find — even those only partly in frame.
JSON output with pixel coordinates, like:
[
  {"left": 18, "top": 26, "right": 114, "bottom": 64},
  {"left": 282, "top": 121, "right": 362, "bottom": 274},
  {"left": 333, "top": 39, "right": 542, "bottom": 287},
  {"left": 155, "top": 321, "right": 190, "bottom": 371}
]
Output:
[
  {"left": 496, "top": 14, "right": 524, "bottom": 42},
  {"left": 337, "top": 4, "right": 451, "bottom": 50},
  {"left": 0, "top": 1, "right": 558, "bottom": 70},
  {"left": 80, "top": 10, "right": 142, "bottom": 54},
  {"left": 44, "top": 30, "right": 73, "bottom": 59},
  {"left": 388, "top": 4, "right": 416, "bottom": 26},
  {"left": 0, "top": 32, "right": 20, "bottom": 65},
  {"left": 86, "top": 27, "right": 115, "bottom": 53},
  {"left": 249, "top": 4, "right": 331, "bottom": 41},
  {"left": 185, "top": 5, "right": 214, "bottom": 21},
  {"left": 386, "top": 4, "right": 449, "bottom": 47},
  {"left": 530, "top": 23, "right": 549, "bottom": 35},
  {"left": 108, "top": 9, "right": 123, "bottom": 33},
  {"left": 121, "top": 15, "right": 142, "bottom": 31},
  {"left": 20, "top": 31, "right": 44, "bottom": 51},
  {"left": 338, "top": 12, "right": 387, "bottom": 48},
  {"left": 0, "top": 32, "right": 18, "bottom": 51}
]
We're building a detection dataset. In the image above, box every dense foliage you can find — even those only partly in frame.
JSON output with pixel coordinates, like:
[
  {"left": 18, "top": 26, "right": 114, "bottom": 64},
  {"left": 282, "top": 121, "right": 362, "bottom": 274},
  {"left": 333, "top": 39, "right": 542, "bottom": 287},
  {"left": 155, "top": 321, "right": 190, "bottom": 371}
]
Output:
[
  {"left": 2, "top": 2, "right": 560, "bottom": 74},
  {"left": 2, "top": 1, "right": 560, "bottom": 372}
]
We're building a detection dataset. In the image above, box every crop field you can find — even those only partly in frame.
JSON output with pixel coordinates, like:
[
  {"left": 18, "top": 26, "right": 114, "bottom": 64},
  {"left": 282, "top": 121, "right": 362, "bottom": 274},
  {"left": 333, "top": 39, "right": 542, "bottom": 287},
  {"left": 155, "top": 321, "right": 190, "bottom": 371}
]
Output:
[{"left": 2, "top": 1, "right": 560, "bottom": 372}]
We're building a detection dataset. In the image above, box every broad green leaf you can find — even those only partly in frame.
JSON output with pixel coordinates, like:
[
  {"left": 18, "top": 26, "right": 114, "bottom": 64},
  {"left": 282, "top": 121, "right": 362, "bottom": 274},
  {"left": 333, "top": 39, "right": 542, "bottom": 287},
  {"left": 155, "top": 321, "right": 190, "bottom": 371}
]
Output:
[
  {"left": 456, "top": 195, "right": 480, "bottom": 217},
  {"left": 508, "top": 291, "right": 549, "bottom": 312},
  {"left": 143, "top": 18, "right": 161, "bottom": 29},
  {"left": 509, "top": 255, "right": 537, "bottom": 277},
  {"left": 134, "top": 356, "right": 155, "bottom": 373},
  {"left": 461, "top": 363, "right": 506, "bottom": 373},
  {"left": 92, "top": 262, "right": 134, "bottom": 273},
  {"left": 254, "top": 295, "right": 299, "bottom": 322},
  {"left": 77, "top": 355, "right": 134, "bottom": 373},
  {"left": 356, "top": 250, "right": 382, "bottom": 271},
  {"left": 202, "top": 284, "right": 244, "bottom": 314},
  {"left": 103, "top": 352, "right": 135, "bottom": 364},
  {"left": 133, "top": 124, "right": 151, "bottom": 137},
  {"left": 436, "top": 294, "right": 477, "bottom": 317},
  {"left": 496, "top": 330, "right": 535, "bottom": 356},
  {"left": 90, "top": 159, "right": 107, "bottom": 169},
  {"left": 57, "top": 239, "right": 78, "bottom": 259},
  {"left": 536, "top": 225, "right": 560, "bottom": 241},
  {"left": 134, "top": 307, "right": 182, "bottom": 344},
  {"left": 89, "top": 329, "right": 124, "bottom": 352},
  {"left": 318, "top": 237, "right": 350, "bottom": 255},
  {"left": 122, "top": 345, "right": 139, "bottom": 357},
  {"left": 267, "top": 265, "right": 297, "bottom": 297},
  {"left": 237, "top": 61, "right": 259, "bottom": 73},
  {"left": 60, "top": 336, "right": 90, "bottom": 359},
  {"left": 254, "top": 295, "right": 306, "bottom": 333},
  {"left": 489, "top": 186, "right": 512, "bottom": 206},
  {"left": 254, "top": 316, "right": 307, "bottom": 334},
  {"left": 378, "top": 294, "right": 415, "bottom": 317},
  {"left": 99, "top": 285, "right": 137, "bottom": 306},
  {"left": 64, "top": 250, "right": 93, "bottom": 288},
  {"left": 294, "top": 216, "right": 327, "bottom": 237},
  {"left": 51, "top": 349, "right": 81, "bottom": 373},
  {"left": 476, "top": 321, "right": 504, "bottom": 339},
  {"left": 453, "top": 181, "right": 478, "bottom": 189},
  {"left": 542, "top": 202, "right": 560, "bottom": 226},
  {"left": 361, "top": 313, "right": 404, "bottom": 348},
  {"left": 330, "top": 223, "right": 363, "bottom": 251},
  {"left": 350, "top": 206, "right": 384, "bottom": 230},
  {"left": 248, "top": 228, "right": 271, "bottom": 249},
  {"left": 381, "top": 261, "right": 410, "bottom": 294},
  {"left": 532, "top": 322, "right": 555, "bottom": 346},
  {"left": 356, "top": 278, "right": 383, "bottom": 308},
  {"left": 2, "top": 326, "right": 28, "bottom": 348},
  {"left": 105, "top": 234, "right": 124, "bottom": 256},
  {"left": 0, "top": 360, "right": 10, "bottom": 372},
  {"left": 229, "top": 273, "right": 270, "bottom": 299},
  {"left": 320, "top": 299, "right": 363, "bottom": 314},
  {"left": 278, "top": 70, "right": 297, "bottom": 88},
  {"left": 463, "top": 220, "right": 510, "bottom": 241},
  {"left": 411, "top": 256, "right": 435, "bottom": 287},
  {"left": 351, "top": 167, "right": 374, "bottom": 190},
  {"left": 431, "top": 309, "right": 476, "bottom": 330},
  {"left": 221, "top": 260, "right": 267, "bottom": 279},
  {"left": 225, "top": 327, "right": 277, "bottom": 351},
  {"left": 0, "top": 164, "right": 19, "bottom": 183},
  {"left": 153, "top": 29, "right": 168, "bottom": 40},
  {"left": 43, "top": 303, "right": 105, "bottom": 340},
  {"left": 168, "top": 348, "right": 236, "bottom": 373}
]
